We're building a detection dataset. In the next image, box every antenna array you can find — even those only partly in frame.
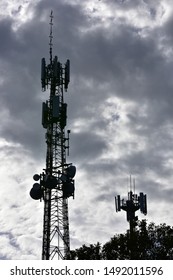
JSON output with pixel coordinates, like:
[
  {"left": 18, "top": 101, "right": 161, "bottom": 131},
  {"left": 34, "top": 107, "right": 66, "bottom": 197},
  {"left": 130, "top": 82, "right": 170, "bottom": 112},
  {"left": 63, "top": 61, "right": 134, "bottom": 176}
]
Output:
[
  {"left": 115, "top": 191, "right": 147, "bottom": 220},
  {"left": 30, "top": 11, "right": 76, "bottom": 260}
]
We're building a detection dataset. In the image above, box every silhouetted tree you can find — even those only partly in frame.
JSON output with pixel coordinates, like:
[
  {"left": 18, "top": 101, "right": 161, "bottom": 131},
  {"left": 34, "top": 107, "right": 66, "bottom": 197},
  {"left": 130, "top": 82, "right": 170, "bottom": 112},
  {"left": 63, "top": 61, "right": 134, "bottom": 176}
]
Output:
[
  {"left": 102, "top": 233, "right": 130, "bottom": 259},
  {"left": 70, "top": 220, "right": 173, "bottom": 260},
  {"left": 145, "top": 222, "right": 173, "bottom": 259},
  {"left": 70, "top": 242, "right": 102, "bottom": 260}
]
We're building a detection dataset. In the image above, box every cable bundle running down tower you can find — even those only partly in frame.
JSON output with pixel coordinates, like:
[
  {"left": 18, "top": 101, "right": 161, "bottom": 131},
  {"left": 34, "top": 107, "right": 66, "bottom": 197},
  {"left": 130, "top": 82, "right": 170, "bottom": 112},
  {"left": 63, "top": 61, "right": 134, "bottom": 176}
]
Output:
[{"left": 30, "top": 11, "right": 76, "bottom": 260}]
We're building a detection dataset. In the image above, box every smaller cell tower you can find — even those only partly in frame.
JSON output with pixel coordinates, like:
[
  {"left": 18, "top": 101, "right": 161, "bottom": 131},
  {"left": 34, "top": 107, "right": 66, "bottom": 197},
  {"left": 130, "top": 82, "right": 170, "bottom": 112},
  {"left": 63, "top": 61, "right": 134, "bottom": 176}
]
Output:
[{"left": 115, "top": 180, "right": 147, "bottom": 259}]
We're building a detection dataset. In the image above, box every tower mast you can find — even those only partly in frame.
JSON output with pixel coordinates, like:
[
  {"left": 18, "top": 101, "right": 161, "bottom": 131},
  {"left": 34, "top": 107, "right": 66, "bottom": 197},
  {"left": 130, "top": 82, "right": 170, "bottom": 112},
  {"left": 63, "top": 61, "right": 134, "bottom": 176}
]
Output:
[{"left": 30, "top": 11, "right": 76, "bottom": 260}]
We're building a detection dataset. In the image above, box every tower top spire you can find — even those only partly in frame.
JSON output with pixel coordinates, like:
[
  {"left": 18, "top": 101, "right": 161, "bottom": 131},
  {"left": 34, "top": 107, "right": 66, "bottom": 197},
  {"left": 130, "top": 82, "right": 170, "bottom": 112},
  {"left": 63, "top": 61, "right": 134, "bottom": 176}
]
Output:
[{"left": 49, "top": 10, "right": 53, "bottom": 64}]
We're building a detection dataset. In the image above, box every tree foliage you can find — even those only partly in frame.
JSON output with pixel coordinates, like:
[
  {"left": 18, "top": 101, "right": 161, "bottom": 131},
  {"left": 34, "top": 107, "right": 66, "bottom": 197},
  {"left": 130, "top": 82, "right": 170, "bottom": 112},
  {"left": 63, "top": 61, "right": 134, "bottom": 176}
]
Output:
[
  {"left": 70, "top": 220, "right": 173, "bottom": 260},
  {"left": 69, "top": 242, "right": 102, "bottom": 260}
]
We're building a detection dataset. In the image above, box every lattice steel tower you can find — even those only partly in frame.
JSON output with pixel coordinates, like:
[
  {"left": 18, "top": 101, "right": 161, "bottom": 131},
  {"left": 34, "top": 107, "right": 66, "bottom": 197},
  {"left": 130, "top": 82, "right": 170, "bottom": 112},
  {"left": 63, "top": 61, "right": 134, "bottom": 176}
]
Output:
[{"left": 30, "top": 11, "right": 76, "bottom": 260}]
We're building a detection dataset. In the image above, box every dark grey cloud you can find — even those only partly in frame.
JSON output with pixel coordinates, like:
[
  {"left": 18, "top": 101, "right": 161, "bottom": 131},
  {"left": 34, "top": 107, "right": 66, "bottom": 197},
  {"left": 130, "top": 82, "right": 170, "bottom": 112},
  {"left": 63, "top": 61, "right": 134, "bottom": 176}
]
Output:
[
  {"left": 71, "top": 131, "right": 107, "bottom": 163},
  {"left": 1, "top": 0, "right": 173, "bottom": 259},
  {"left": 133, "top": 178, "right": 173, "bottom": 204},
  {"left": 0, "top": 0, "right": 169, "bottom": 155},
  {"left": 108, "top": 0, "right": 163, "bottom": 13}
]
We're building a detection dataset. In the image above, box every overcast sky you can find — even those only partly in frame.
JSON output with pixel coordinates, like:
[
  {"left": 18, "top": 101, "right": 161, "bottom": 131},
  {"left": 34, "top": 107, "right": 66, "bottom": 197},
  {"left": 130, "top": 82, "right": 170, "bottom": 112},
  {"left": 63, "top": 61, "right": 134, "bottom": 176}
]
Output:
[{"left": 1, "top": 0, "right": 173, "bottom": 259}]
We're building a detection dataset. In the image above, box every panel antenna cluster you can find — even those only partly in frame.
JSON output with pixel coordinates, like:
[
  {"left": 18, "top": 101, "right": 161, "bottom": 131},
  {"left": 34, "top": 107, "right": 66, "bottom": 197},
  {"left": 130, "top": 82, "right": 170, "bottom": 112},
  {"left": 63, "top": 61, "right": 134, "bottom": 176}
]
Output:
[{"left": 115, "top": 190, "right": 147, "bottom": 223}]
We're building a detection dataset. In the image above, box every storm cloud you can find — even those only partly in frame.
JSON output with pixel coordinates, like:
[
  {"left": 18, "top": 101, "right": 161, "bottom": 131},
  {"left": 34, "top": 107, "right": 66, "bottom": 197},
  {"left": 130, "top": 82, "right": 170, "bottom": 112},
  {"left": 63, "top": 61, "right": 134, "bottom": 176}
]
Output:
[{"left": 0, "top": 0, "right": 173, "bottom": 259}]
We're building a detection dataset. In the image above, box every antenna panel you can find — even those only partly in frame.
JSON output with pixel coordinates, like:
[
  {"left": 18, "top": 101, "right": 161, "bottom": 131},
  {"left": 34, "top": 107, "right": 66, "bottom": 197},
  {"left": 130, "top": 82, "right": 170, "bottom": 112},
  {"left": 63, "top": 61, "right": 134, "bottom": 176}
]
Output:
[
  {"left": 42, "top": 102, "right": 49, "bottom": 129},
  {"left": 126, "top": 200, "right": 135, "bottom": 222},
  {"left": 65, "top": 59, "right": 70, "bottom": 90},
  {"left": 52, "top": 95, "right": 60, "bottom": 121},
  {"left": 115, "top": 197, "right": 119, "bottom": 212},
  {"left": 117, "top": 195, "right": 121, "bottom": 211},
  {"left": 60, "top": 103, "right": 67, "bottom": 129},
  {"left": 41, "top": 58, "right": 46, "bottom": 90},
  {"left": 53, "top": 56, "right": 61, "bottom": 84},
  {"left": 139, "top": 192, "right": 144, "bottom": 213},
  {"left": 143, "top": 194, "right": 147, "bottom": 215}
]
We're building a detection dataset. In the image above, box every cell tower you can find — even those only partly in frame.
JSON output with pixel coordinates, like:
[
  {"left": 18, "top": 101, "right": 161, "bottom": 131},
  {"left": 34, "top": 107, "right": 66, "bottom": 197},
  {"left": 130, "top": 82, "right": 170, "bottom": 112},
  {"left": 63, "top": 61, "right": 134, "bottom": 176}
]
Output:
[
  {"left": 115, "top": 180, "right": 147, "bottom": 259},
  {"left": 29, "top": 11, "right": 76, "bottom": 260}
]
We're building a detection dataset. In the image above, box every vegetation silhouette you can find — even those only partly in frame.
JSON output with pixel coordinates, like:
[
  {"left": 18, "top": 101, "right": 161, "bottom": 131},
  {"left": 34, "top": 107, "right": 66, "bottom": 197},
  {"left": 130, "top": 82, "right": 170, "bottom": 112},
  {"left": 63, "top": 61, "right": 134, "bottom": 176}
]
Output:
[{"left": 69, "top": 220, "right": 173, "bottom": 260}]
